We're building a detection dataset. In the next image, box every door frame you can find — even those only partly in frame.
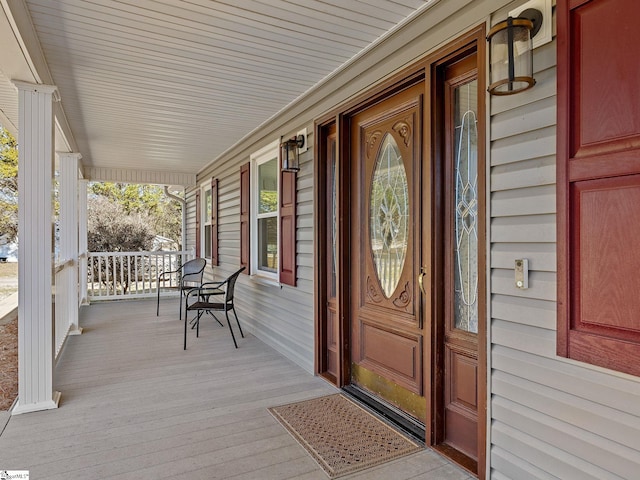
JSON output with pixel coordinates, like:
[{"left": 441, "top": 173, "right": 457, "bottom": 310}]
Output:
[
  {"left": 314, "top": 25, "right": 487, "bottom": 478},
  {"left": 315, "top": 68, "right": 426, "bottom": 388},
  {"left": 426, "top": 26, "right": 487, "bottom": 476}
]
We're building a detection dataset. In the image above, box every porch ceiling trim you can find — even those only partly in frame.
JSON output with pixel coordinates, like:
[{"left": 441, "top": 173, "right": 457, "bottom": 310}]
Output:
[{"left": 84, "top": 166, "right": 196, "bottom": 187}]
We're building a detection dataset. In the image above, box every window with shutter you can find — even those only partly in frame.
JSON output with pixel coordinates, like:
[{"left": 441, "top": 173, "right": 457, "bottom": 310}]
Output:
[
  {"left": 203, "top": 187, "right": 212, "bottom": 260},
  {"left": 244, "top": 140, "right": 297, "bottom": 284}
]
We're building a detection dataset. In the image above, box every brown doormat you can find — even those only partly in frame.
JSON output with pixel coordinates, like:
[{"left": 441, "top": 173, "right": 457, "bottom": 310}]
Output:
[{"left": 268, "top": 393, "right": 422, "bottom": 478}]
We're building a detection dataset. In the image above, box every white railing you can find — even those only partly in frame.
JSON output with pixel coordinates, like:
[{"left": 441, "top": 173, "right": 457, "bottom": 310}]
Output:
[
  {"left": 54, "top": 258, "right": 75, "bottom": 358},
  {"left": 87, "top": 250, "right": 193, "bottom": 300},
  {"left": 79, "top": 251, "right": 88, "bottom": 306}
]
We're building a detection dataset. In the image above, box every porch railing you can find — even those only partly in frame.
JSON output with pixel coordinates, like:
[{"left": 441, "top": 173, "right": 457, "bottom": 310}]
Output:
[
  {"left": 54, "top": 258, "right": 75, "bottom": 358},
  {"left": 87, "top": 250, "right": 193, "bottom": 300}
]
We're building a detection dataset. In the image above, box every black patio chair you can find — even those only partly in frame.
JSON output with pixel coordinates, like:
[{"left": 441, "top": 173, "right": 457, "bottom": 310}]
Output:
[
  {"left": 156, "top": 257, "right": 206, "bottom": 319},
  {"left": 183, "top": 266, "right": 245, "bottom": 349}
]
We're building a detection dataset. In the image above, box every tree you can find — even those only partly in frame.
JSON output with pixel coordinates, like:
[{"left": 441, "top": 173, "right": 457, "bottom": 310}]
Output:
[
  {"left": 87, "top": 196, "right": 155, "bottom": 252},
  {"left": 0, "top": 127, "right": 18, "bottom": 243},
  {"left": 87, "top": 196, "right": 155, "bottom": 293},
  {"left": 88, "top": 182, "right": 182, "bottom": 248}
]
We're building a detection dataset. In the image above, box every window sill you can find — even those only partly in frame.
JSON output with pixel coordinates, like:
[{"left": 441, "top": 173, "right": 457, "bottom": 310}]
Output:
[{"left": 250, "top": 274, "right": 281, "bottom": 289}]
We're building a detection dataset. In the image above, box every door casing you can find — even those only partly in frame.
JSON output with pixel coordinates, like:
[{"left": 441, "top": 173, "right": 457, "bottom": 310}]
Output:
[{"left": 314, "top": 25, "right": 487, "bottom": 478}]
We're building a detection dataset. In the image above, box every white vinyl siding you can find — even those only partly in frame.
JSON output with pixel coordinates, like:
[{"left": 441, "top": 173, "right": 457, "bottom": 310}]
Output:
[
  {"left": 194, "top": 132, "right": 314, "bottom": 372},
  {"left": 488, "top": 10, "right": 640, "bottom": 479}
]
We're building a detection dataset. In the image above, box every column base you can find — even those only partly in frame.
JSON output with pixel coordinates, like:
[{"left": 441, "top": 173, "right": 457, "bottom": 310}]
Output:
[
  {"left": 68, "top": 326, "right": 83, "bottom": 335},
  {"left": 11, "top": 391, "right": 61, "bottom": 415}
]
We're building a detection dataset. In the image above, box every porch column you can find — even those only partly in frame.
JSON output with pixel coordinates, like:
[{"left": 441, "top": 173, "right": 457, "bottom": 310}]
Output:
[
  {"left": 59, "top": 152, "right": 82, "bottom": 335},
  {"left": 79, "top": 179, "right": 89, "bottom": 305},
  {"left": 12, "top": 81, "right": 61, "bottom": 414}
]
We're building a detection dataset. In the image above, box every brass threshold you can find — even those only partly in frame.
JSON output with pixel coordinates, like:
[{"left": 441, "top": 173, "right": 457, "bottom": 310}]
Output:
[{"left": 343, "top": 383, "right": 426, "bottom": 443}]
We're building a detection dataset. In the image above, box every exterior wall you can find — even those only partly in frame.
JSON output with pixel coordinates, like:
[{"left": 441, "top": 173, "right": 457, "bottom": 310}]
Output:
[
  {"left": 184, "top": 1, "right": 640, "bottom": 477},
  {"left": 188, "top": 134, "right": 315, "bottom": 372},
  {"left": 488, "top": 6, "right": 640, "bottom": 479}
]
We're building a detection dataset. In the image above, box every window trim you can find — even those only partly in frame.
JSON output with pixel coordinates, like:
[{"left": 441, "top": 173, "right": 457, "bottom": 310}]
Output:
[
  {"left": 196, "top": 178, "right": 218, "bottom": 266},
  {"left": 250, "top": 140, "right": 280, "bottom": 281}
]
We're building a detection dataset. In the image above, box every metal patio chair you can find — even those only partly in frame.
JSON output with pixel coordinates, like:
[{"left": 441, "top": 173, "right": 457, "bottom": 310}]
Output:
[
  {"left": 183, "top": 266, "right": 245, "bottom": 349},
  {"left": 156, "top": 257, "right": 206, "bottom": 319}
]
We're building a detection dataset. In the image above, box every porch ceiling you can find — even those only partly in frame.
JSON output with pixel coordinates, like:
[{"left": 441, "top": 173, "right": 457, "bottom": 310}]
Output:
[{"left": 0, "top": 0, "right": 437, "bottom": 178}]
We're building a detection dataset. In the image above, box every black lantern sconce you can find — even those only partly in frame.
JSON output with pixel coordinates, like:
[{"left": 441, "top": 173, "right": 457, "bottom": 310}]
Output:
[
  {"left": 487, "top": 8, "right": 543, "bottom": 95},
  {"left": 280, "top": 134, "right": 305, "bottom": 172}
]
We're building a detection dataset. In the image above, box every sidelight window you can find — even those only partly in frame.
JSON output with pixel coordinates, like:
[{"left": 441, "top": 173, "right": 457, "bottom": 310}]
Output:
[{"left": 453, "top": 80, "right": 479, "bottom": 334}]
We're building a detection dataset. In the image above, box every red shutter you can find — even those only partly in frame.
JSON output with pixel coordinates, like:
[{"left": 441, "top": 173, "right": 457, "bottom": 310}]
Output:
[
  {"left": 240, "top": 163, "right": 250, "bottom": 273},
  {"left": 279, "top": 170, "right": 297, "bottom": 286},
  {"left": 558, "top": 0, "right": 640, "bottom": 376},
  {"left": 211, "top": 177, "right": 219, "bottom": 266},
  {"left": 195, "top": 189, "right": 201, "bottom": 257}
]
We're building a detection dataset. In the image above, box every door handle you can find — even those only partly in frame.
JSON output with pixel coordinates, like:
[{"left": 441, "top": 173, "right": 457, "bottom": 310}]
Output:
[{"left": 418, "top": 267, "right": 427, "bottom": 296}]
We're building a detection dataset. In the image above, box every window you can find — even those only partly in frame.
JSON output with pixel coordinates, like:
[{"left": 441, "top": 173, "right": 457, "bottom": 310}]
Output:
[
  {"left": 257, "top": 158, "right": 278, "bottom": 274},
  {"left": 203, "top": 185, "right": 212, "bottom": 259},
  {"left": 251, "top": 141, "right": 279, "bottom": 279},
  {"left": 242, "top": 140, "right": 297, "bottom": 285},
  {"left": 200, "top": 178, "right": 218, "bottom": 264}
]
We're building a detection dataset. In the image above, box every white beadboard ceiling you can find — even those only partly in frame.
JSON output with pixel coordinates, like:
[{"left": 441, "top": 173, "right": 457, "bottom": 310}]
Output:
[{"left": 0, "top": 0, "right": 436, "bottom": 178}]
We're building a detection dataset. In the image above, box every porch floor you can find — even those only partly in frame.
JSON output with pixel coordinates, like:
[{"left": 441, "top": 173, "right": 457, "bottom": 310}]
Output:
[{"left": 0, "top": 299, "right": 473, "bottom": 479}]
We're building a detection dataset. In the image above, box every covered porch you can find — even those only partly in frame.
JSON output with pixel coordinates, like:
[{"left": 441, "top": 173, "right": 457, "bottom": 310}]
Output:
[{"left": 0, "top": 298, "right": 471, "bottom": 479}]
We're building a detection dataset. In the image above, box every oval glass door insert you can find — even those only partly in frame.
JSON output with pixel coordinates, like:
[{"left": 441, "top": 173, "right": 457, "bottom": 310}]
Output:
[{"left": 370, "top": 133, "right": 409, "bottom": 297}]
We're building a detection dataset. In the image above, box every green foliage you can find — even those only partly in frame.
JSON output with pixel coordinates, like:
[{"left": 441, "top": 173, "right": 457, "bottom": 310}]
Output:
[
  {"left": 87, "top": 196, "right": 155, "bottom": 252},
  {"left": 0, "top": 127, "right": 18, "bottom": 243},
  {"left": 87, "top": 196, "right": 156, "bottom": 293},
  {"left": 259, "top": 190, "right": 278, "bottom": 214},
  {"left": 88, "top": 182, "right": 182, "bottom": 248}
]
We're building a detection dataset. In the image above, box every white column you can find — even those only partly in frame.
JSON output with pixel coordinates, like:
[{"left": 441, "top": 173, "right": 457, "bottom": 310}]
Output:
[
  {"left": 59, "top": 152, "right": 82, "bottom": 335},
  {"left": 79, "top": 179, "right": 89, "bottom": 305},
  {"left": 12, "top": 81, "right": 61, "bottom": 414}
]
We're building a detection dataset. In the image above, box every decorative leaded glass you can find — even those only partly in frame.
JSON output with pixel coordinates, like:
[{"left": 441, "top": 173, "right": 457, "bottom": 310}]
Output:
[
  {"left": 454, "top": 80, "right": 479, "bottom": 333},
  {"left": 370, "top": 134, "right": 409, "bottom": 298}
]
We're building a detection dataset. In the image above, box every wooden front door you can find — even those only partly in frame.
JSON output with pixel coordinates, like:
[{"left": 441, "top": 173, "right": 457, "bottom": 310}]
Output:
[
  {"left": 316, "top": 27, "right": 486, "bottom": 477},
  {"left": 349, "top": 82, "right": 427, "bottom": 423}
]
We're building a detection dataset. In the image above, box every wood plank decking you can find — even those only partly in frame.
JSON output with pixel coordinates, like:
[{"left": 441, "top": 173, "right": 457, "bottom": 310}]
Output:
[{"left": 0, "top": 299, "right": 473, "bottom": 479}]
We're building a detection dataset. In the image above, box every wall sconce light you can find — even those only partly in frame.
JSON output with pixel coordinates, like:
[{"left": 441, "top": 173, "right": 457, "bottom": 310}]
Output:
[
  {"left": 487, "top": 8, "right": 542, "bottom": 95},
  {"left": 280, "top": 134, "right": 305, "bottom": 172}
]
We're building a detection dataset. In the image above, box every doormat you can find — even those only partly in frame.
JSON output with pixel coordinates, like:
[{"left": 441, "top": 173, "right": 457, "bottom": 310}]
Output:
[{"left": 268, "top": 393, "right": 422, "bottom": 478}]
